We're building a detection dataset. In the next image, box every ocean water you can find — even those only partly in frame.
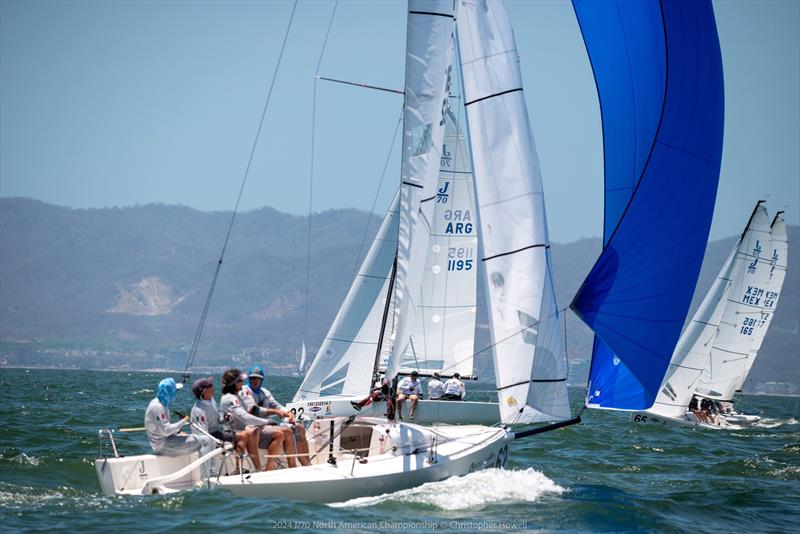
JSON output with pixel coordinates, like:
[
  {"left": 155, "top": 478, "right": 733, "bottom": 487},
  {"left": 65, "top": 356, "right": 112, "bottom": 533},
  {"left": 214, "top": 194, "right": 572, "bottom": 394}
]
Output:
[{"left": 1, "top": 368, "right": 798, "bottom": 533}]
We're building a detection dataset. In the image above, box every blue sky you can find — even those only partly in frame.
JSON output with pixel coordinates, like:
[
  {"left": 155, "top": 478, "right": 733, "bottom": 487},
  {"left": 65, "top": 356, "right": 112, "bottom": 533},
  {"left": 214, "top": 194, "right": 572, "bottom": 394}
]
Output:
[{"left": 1, "top": 0, "right": 798, "bottom": 243}]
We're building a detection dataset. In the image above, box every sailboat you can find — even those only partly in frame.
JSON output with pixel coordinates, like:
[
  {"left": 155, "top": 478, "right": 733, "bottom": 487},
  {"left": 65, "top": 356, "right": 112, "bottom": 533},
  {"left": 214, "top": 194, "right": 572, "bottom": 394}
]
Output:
[
  {"left": 289, "top": 0, "right": 571, "bottom": 427},
  {"left": 290, "top": 341, "right": 307, "bottom": 377},
  {"left": 96, "top": 0, "right": 571, "bottom": 500},
  {"left": 633, "top": 202, "right": 788, "bottom": 429}
]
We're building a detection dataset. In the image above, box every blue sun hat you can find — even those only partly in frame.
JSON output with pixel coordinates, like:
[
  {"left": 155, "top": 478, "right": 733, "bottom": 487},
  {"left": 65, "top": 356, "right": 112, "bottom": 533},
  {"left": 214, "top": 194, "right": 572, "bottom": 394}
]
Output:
[{"left": 157, "top": 377, "right": 178, "bottom": 406}]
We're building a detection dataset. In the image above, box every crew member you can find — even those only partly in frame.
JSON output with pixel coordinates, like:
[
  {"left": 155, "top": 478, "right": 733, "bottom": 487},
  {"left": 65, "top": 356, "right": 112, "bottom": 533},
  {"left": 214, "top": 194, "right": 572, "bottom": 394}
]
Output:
[
  {"left": 144, "top": 377, "right": 201, "bottom": 456},
  {"left": 242, "top": 366, "right": 310, "bottom": 466}
]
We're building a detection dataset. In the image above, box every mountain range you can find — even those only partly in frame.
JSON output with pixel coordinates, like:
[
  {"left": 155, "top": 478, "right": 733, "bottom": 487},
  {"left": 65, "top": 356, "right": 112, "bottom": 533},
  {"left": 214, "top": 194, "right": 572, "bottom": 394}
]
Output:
[{"left": 1, "top": 197, "right": 797, "bottom": 389}]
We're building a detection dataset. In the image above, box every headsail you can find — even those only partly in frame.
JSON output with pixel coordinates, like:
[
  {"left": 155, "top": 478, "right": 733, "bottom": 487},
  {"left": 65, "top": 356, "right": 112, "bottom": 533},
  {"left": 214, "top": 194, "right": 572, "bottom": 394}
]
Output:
[
  {"left": 386, "top": 0, "right": 459, "bottom": 382},
  {"left": 298, "top": 341, "right": 307, "bottom": 374},
  {"left": 571, "top": 0, "right": 725, "bottom": 410},
  {"left": 457, "top": 0, "right": 570, "bottom": 423},
  {"left": 293, "top": 194, "right": 399, "bottom": 402},
  {"left": 392, "top": 107, "right": 478, "bottom": 378}
]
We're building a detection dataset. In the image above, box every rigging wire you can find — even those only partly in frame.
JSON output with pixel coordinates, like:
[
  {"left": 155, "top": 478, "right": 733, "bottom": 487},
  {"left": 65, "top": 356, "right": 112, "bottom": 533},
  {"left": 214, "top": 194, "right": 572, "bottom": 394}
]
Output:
[
  {"left": 349, "top": 109, "right": 403, "bottom": 282},
  {"left": 182, "top": 0, "right": 299, "bottom": 382},
  {"left": 305, "top": 0, "right": 339, "bottom": 353}
]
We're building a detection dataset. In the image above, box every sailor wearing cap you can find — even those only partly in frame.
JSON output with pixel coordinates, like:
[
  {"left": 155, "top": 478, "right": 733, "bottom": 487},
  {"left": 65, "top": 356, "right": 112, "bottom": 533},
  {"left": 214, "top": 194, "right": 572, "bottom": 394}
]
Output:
[
  {"left": 241, "top": 366, "right": 310, "bottom": 466},
  {"left": 396, "top": 371, "right": 423, "bottom": 420},
  {"left": 219, "top": 368, "right": 295, "bottom": 471},
  {"left": 144, "top": 377, "right": 202, "bottom": 456}
]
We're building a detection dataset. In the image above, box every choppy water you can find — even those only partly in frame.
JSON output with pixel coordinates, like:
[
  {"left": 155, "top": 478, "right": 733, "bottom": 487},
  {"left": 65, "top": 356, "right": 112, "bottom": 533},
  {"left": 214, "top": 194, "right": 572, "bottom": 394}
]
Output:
[{"left": 1, "top": 368, "right": 798, "bottom": 533}]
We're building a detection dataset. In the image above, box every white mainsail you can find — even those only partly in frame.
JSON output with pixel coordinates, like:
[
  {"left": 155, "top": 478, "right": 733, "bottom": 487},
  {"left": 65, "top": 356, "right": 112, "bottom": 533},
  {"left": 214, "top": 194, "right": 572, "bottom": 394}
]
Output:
[
  {"left": 386, "top": 0, "right": 459, "bottom": 382},
  {"left": 735, "top": 210, "right": 788, "bottom": 392},
  {"left": 457, "top": 0, "right": 570, "bottom": 424},
  {"left": 696, "top": 203, "right": 772, "bottom": 401},
  {"left": 392, "top": 107, "right": 478, "bottom": 378},
  {"left": 293, "top": 194, "right": 399, "bottom": 402}
]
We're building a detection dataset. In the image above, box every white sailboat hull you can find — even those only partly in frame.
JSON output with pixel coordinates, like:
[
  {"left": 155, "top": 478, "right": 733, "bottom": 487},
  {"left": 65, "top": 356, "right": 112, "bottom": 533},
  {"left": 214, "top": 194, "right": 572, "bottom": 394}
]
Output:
[
  {"left": 214, "top": 422, "right": 511, "bottom": 502},
  {"left": 631, "top": 410, "right": 759, "bottom": 431},
  {"left": 96, "top": 418, "right": 511, "bottom": 501}
]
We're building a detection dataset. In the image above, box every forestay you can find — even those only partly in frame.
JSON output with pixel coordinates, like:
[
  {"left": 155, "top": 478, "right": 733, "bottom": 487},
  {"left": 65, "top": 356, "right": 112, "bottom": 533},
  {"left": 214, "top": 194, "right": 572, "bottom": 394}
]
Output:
[
  {"left": 697, "top": 204, "right": 772, "bottom": 401},
  {"left": 571, "top": 0, "right": 725, "bottom": 410},
  {"left": 457, "top": 0, "right": 570, "bottom": 423},
  {"left": 386, "top": 0, "right": 459, "bottom": 383}
]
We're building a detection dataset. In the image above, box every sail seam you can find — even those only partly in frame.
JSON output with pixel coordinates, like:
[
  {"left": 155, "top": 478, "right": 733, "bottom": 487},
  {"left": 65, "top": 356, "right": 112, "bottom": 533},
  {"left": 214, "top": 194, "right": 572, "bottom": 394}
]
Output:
[
  {"left": 482, "top": 244, "right": 548, "bottom": 262},
  {"left": 712, "top": 347, "right": 748, "bottom": 356},
  {"left": 465, "top": 87, "right": 523, "bottom": 106}
]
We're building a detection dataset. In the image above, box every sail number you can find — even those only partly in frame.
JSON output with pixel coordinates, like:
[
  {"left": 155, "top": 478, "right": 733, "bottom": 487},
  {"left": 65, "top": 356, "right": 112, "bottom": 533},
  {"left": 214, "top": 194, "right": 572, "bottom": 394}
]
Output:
[
  {"left": 448, "top": 247, "right": 473, "bottom": 271},
  {"left": 633, "top": 414, "right": 648, "bottom": 423}
]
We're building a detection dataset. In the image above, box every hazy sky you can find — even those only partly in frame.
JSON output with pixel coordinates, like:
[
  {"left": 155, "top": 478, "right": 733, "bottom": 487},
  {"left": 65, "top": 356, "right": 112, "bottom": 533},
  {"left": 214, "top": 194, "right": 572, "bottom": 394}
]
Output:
[{"left": 1, "top": 0, "right": 798, "bottom": 243}]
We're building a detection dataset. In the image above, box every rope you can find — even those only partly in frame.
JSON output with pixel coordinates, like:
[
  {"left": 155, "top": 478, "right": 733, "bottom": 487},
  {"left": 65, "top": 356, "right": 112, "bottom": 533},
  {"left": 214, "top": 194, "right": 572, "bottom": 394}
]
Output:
[
  {"left": 182, "top": 0, "right": 299, "bottom": 381},
  {"left": 304, "top": 0, "right": 339, "bottom": 351}
]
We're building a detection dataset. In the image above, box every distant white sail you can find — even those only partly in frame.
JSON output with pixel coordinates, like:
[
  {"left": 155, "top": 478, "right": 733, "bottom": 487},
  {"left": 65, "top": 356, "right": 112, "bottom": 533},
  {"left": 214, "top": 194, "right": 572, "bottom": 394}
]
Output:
[
  {"left": 386, "top": 0, "right": 458, "bottom": 382},
  {"left": 650, "top": 241, "right": 738, "bottom": 417},
  {"left": 293, "top": 194, "right": 399, "bottom": 402},
  {"left": 457, "top": 0, "right": 570, "bottom": 423},
  {"left": 736, "top": 210, "right": 788, "bottom": 392},
  {"left": 393, "top": 107, "right": 478, "bottom": 378},
  {"left": 697, "top": 203, "right": 772, "bottom": 401},
  {"left": 298, "top": 341, "right": 307, "bottom": 374}
]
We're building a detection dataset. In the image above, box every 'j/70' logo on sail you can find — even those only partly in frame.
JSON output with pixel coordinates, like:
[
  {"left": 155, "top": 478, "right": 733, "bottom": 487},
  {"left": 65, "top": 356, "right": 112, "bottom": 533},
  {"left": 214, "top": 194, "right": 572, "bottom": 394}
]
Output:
[
  {"left": 440, "top": 144, "right": 452, "bottom": 168},
  {"left": 437, "top": 181, "right": 450, "bottom": 203}
]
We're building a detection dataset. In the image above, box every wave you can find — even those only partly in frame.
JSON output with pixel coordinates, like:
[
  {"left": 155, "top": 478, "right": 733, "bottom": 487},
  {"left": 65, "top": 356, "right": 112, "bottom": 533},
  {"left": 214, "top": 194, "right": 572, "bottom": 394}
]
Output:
[
  {"left": 329, "top": 468, "right": 563, "bottom": 510},
  {"left": 755, "top": 417, "right": 798, "bottom": 429}
]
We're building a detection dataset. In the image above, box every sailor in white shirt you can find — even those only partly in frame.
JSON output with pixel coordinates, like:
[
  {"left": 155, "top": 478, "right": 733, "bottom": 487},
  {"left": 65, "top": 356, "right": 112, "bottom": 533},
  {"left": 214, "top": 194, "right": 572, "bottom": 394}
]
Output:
[
  {"left": 442, "top": 373, "right": 465, "bottom": 400},
  {"left": 396, "top": 370, "right": 422, "bottom": 420},
  {"left": 427, "top": 372, "right": 445, "bottom": 400}
]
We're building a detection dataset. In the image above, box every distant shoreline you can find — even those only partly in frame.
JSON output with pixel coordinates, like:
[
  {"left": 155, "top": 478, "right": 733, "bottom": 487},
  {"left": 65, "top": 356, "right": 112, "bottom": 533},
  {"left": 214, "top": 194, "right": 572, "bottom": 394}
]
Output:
[{"left": 2, "top": 365, "right": 798, "bottom": 398}]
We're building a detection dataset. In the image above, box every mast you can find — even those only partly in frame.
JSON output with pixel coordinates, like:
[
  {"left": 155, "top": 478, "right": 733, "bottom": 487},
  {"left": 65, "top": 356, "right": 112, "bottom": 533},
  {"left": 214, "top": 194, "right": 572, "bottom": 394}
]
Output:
[{"left": 371, "top": 256, "right": 398, "bottom": 388}]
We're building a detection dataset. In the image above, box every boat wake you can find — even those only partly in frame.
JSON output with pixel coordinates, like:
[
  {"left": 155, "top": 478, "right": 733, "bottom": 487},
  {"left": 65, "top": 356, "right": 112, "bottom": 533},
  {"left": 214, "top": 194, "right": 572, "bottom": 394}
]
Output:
[
  {"left": 754, "top": 417, "right": 798, "bottom": 429},
  {"left": 329, "top": 468, "right": 563, "bottom": 510}
]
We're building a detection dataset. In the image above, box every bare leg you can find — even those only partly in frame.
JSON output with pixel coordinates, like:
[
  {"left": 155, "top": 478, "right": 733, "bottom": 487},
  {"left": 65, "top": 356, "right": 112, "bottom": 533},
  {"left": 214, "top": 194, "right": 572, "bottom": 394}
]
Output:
[
  {"left": 265, "top": 431, "right": 284, "bottom": 471},
  {"left": 409, "top": 396, "right": 418, "bottom": 418},
  {"left": 282, "top": 428, "right": 298, "bottom": 468},
  {"left": 245, "top": 429, "right": 262, "bottom": 471},
  {"left": 294, "top": 425, "right": 310, "bottom": 466},
  {"left": 397, "top": 395, "right": 405, "bottom": 419}
]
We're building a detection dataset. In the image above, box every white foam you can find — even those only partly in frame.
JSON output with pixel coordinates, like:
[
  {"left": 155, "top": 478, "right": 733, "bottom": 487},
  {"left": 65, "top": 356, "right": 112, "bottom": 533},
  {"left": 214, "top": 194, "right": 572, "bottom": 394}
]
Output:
[
  {"left": 755, "top": 417, "right": 798, "bottom": 429},
  {"left": 329, "top": 468, "right": 563, "bottom": 510}
]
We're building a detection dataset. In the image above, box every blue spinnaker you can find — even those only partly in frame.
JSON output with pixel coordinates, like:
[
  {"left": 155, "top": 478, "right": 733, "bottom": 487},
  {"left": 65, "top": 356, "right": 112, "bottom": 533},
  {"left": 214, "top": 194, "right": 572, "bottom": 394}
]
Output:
[{"left": 571, "top": 0, "right": 724, "bottom": 410}]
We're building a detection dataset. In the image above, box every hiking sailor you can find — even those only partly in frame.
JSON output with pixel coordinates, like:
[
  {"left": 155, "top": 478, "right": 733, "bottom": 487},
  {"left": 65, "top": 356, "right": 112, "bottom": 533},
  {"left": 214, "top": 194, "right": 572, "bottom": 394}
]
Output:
[
  {"left": 242, "top": 366, "right": 310, "bottom": 466},
  {"left": 144, "top": 377, "right": 202, "bottom": 456},
  {"left": 219, "top": 368, "right": 296, "bottom": 470},
  {"left": 396, "top": 370, "right": 422, "bottom": 420},
  {"left": 442, "top": 373, "right": 466, "bottom": 401},
  {"left": 190, "top": 376, "right": 262, "bottom": 471},
  {"left": 427, "top": 372, "right": 445, "bottom": 400}
]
